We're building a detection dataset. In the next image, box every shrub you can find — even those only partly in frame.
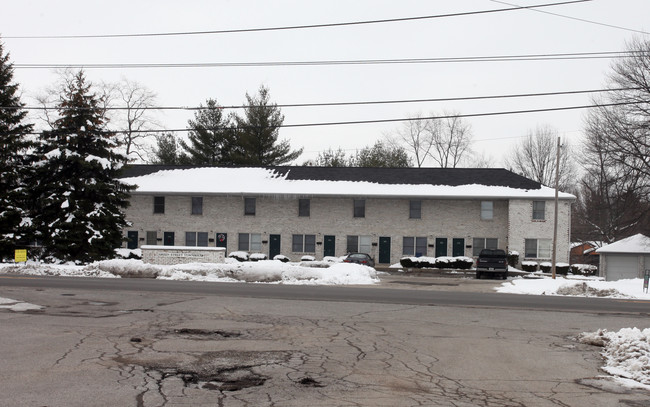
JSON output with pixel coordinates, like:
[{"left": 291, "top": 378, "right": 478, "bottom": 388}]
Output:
[
  {"left": 273, "top": 254, "right": 290, "bottom": 263},
  {"left": 570, "top": 264, "right": 598, "bottom": 275},
  {"left": 556, "top": 262, "right": 570, "bottom": 275},
  {"left": 539, "top": 262, "right": 552, "bottom": 273},
  {"left": 301, "top": 255, "right": 315, "bottom": 262},
  {"left": 228, "top": 251, "right": 249, "bottom": 262},
  {"left": 250, "top": 253, "right": 267, "bottom": 261},
  {"left": 521, "top": 261, "right": 538, "bottom": 272},
  {"left": 400, "top": 257, "right": 415, "bottom": 268},
  {"left": 507, "top": 251, "right": 519, "bottom": 268}
]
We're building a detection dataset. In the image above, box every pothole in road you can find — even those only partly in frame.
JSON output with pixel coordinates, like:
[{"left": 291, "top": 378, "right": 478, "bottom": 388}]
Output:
[
  {"left": 173, "top": 328, "right": 242, "bottom": 339},
  {"left": 177, "top": 368, "right": 267, "bottom": 392}
]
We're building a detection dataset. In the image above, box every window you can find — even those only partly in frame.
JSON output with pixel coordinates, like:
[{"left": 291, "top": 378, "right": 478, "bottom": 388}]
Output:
[
  {"left": 238, "top": 233, "right": 262, "bottom": 252},
  {"left": 186, "top": 232, "right": 208, "bottom": 247},
  {"left": 299, "top": 199, "right": 310, "bottom": 217},
  {"left": 525, "top": 238, "right": 551, "bottom": 258},
  {"left": 353, "top": 199, "right": 365, "bottom": 218},
  {"left": 244, "top": 198, "right": 256, "bottom": 216},
  {"left": 146, "top": 231, "right": 157, "bottom": 245},
  {"left": 347, "top": 235, "right": 372, "bottom": 253},
  {"left": 472, "top": 237, "right": 498, "bottom": 256},
  {"left": 409, "top": 200, "right": 421, "bottom": 219},
  {"left": 533, "top": 201, "right": 546, "bottom": 220},
  {"left": 481, "top": 201, "right": 493, "bottom": 220},
  {"left": 403, "top": 236, "right": 427, "bottom": 256},
  {"left": 153, "top": 196, "right": 165, "bottom": 214},
  {"left": 191, "top": 197, "right": 203, "bottom": 215},
  {"left": 292, "top": 234, "right": 316, "bottom": 252}
]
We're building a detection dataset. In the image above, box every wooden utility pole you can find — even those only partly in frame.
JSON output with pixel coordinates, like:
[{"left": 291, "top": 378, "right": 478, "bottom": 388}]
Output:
[{"left": 551, "top": 137, "right": 560, "bottom": 280}]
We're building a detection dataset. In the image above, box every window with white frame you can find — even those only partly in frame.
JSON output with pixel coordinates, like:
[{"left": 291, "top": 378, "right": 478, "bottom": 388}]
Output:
[
  {"left": 298, "top": 199, "right": 310, "bottom": 217},
  {"left": 409, "top": 200, "right": 421, "bottom": 219},
  {"left": 244, "top": 198, "right": 256, "bottom": 216},
  {"left": 353, "top": 199, "right": 365, "bottom": 218},
  {"left": 146, "top": 231, "right": 157, "bottom": 245},
  {"left": 191, "top": 197, "right": 203, "bottom": 215},
  {"left": 532, "top": 201, "right": 546, "bottom": 220},
  {"left": 481, "top": 201, "right": 493, "bottom": 220},
  {"left": 185, "top": 232, "right": 208, "bottom": 247},
  {"left": 403, "top": 236, "right": 427, "bottom": 256},
  {"left": 238, "top": 233, "right": 262, "bottom": 252},
  {"left": 525, "top": 238, "right": 551, "bottom": 258},
  {"left": 347, "top": 235, "right": 372, "bottom": 253},
  {"left": 472, "top": 237, "right": 498, "bottom": 256},
  {"left": 292, "top": 234, "right": 316, "bottom": 252}
]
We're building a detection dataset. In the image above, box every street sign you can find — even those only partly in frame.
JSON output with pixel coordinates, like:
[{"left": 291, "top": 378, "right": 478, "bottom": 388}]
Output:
[
  {"left": 14, "top": 249, "right": 27, "bottom": 263},
  {"left": 644, "top": 269, "right": 649, "bottom": 293}
]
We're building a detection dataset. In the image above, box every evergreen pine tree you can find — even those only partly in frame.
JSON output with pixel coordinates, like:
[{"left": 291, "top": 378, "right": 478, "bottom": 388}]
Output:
[
  {"left": 30, "top": 71, "right": 133, "bottom": 262},
  {"left": 0, "top": 40, "right": 34, "bottom": 260},
  {"left": 180, "top": 99, "right": 236, "bottom": 165},
  {"left": 234, "top": 86, "right": 302, "bottom": 165}
]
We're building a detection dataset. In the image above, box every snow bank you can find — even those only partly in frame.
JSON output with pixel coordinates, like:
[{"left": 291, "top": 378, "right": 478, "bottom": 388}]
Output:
[
  {"left": 0, "top": 259, "right": 379, "bottom": 285},
  {"left": 578, "top": 328, "right": 650, "bottom": 388},
  {"left": 496, "top": 276, "right": 650, "bottom": 299}
]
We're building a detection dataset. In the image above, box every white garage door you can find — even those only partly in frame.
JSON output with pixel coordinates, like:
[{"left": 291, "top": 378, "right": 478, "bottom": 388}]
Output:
[{"left": 606, "top": 255, "right": 638, "bottom": 281}]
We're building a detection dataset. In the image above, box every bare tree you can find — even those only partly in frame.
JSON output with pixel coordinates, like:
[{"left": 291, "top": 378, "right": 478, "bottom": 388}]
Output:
[
  {"left": 385, "top": 111, "right": 473, "bottom": 168},
  {"left": 573, "top": 102, "right": 650, "bottom": 243},
  {"left": 103, "top": 78, "right": 160, "bottom": 163},
  {"left": 384, "top": 114, "right": 434, "bottom": 167},
  {"left": 586, "top": 36, "right": 650, "bottom": 199},
  {"left": 505, "top": 125, "right": 576, "bottom": 190},
  {"left": 429, "top": 113, "right": 473, "bottom": 168}
]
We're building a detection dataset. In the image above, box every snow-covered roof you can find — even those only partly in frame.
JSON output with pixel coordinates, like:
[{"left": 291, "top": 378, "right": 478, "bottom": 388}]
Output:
[
  {"left": 120, "top": 166, "right": 576, "bottom": 200},
  {"left": 596, "top": 234, "right": 650, "bottom": 254}
]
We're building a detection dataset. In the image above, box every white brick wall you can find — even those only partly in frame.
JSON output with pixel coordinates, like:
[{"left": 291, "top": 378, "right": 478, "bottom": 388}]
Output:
[{"left": 124, "top": 193, "right": 571, "bottom": 265}]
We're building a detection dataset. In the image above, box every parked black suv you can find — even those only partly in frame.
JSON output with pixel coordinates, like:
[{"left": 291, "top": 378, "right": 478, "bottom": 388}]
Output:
[{"left": 476, "top": 249, "right": 508, "bottom": 279}]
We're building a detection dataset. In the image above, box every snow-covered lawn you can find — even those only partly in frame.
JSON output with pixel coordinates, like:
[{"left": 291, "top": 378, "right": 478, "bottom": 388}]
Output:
[{"left": 496, "top": 274, "right": 650, "bottom": 300}]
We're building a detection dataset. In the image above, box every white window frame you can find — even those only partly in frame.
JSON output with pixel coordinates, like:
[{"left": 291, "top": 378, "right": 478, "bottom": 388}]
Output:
[
  {"left": 402, "top": 236, "right": 427, "bottom": 256},
  {"left": 472, "top": 237, "right": 498, "bottom": 256},
  {"left": 347, "top": 235, "right": 372, "bottom": 253},
  {"left": 532, "top": 201, "right": 546, "bottom": 221},
  {"left": 238, "top": 233, "right": 262, "bottom": 252},
  {"left": 292, "top": 234, "right": 316, "bottom": 253},
  {"left": 525, "top": 238, "right": 551, "bottom": 258},
  {"left": 481, "top": 201, "right": 493, "bottom": 220}
]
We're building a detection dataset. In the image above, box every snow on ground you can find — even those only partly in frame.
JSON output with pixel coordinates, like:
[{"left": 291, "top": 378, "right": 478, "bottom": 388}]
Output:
[
  {"left": 578, "top": 328, "right": 650, "bottom": 390},
  {"left": 0, "top": 296, "right": 43, "bottom": 312},
  {"left": 0, "top": 258, "right": 379, "bottom": 286},
  {"left": 496, "top": 274, "right": 650, "bottom": 300}
]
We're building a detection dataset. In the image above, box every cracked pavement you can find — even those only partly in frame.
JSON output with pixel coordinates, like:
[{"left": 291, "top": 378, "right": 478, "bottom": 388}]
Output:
[{"left": 1, "top": 277, "right": 649, "bottom": 406}]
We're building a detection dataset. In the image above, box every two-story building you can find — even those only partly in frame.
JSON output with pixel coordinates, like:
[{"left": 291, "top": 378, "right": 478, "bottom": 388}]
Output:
[{"left": 119, "top": 165, "right": 575, "bottom": 266}]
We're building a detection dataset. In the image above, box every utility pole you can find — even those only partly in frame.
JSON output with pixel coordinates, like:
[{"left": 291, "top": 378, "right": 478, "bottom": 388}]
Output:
[{"left": 551, "top": 136, "right": 560, "bottom": 280}]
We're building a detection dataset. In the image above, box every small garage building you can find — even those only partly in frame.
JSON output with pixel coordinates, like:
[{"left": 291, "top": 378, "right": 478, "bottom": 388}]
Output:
[{"left": 596, "top": 234, "right": 650, "bottom": 281}]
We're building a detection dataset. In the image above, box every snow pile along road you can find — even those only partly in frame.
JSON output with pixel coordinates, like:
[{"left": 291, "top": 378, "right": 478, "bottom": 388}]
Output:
[
  {"left": 578, "top": 328, "right": 650, "bottom": 389},
  {"left": 0, "top": 259, "right": 379, "bottom": 286},
  {"left": 496, "top": 275, "right": 650, "bottom": 300}
]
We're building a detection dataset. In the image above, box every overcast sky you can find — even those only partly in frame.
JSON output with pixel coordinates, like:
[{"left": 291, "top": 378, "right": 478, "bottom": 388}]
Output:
[{"left": 2, "top": 0, "right": 649, "bottom": 166}]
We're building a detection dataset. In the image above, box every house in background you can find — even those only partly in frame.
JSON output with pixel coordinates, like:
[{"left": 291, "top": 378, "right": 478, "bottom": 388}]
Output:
[
  {"left": 570, "top": 241, "right": 601, "bottom": 267},
  {"left": 596, "top": 233, "right": 650, "bottom": 281},
  {"left": 119, "top": 165, "right": 575, "bottom": 266}
]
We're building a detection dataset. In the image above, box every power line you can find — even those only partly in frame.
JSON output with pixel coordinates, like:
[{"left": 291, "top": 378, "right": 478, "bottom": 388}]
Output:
[
  {"left": 13, "top": 50, "right": 640, "bottom": 70},
  {"left": 2, "top": 87, "right": 639, "bottom": 111},
  {"left": 489, "top": 0, "right": 650, "bottom": 35},
  {"left": 4, "top": 0, "right": 591, "bottom": 40},
  {"left": 19, "top": 100, "right": 641, "bottom": 136}
]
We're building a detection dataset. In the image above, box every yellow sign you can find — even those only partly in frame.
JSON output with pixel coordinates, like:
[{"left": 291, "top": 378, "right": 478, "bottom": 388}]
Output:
[{"left": 14, "top": 249, "right": 27, "bottom": 263}]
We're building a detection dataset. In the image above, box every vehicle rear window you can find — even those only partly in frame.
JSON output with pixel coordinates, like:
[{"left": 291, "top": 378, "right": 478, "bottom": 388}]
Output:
[{"left": 479, "top": 249, "right": 507, "bottom": 257}]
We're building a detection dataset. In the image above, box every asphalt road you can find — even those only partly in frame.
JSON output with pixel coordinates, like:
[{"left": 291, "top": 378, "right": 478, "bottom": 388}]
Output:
[
  {"left": 2, "top": 274, "right": 650, "bottom": 406},
  {"left": 1, "top": 274, "right": 649, "bottom": 315}
]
